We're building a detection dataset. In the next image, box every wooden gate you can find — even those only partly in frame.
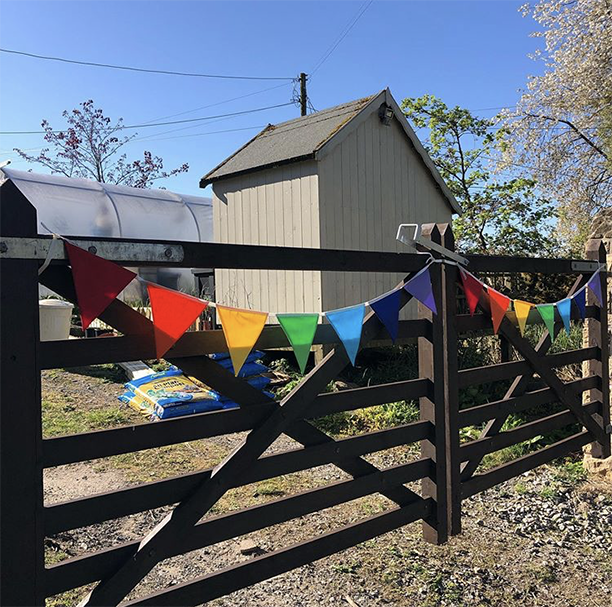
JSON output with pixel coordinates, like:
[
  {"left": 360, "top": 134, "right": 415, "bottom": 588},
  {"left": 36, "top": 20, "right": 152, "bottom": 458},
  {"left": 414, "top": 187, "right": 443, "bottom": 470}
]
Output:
[{"left": 1, "top": 185, "right": 610, "bottom": 606}]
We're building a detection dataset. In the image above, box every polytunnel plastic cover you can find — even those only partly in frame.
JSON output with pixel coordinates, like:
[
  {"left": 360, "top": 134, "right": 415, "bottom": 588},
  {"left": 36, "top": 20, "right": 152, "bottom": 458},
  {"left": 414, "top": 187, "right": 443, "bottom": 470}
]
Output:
[{"left": 1, "top": 167, "right": 213, "bottom": 242}]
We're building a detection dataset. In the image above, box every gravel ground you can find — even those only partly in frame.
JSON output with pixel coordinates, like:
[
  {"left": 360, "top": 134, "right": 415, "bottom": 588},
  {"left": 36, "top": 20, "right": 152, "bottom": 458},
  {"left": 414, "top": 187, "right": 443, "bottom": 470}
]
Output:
[{"left": 43, "top": 370, "right": 612, "bottom": 607}]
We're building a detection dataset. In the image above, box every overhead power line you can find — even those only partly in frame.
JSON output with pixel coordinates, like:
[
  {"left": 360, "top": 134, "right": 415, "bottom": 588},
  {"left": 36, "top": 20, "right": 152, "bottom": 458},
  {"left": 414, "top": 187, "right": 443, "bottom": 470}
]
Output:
[
  {"left": 131, "top": 125, "right": 266, "bottom": 144},
  {"left": 142, "top": 82, "right": 291, "bottom": 124},
  {"left": 310, "top": 0, "right": 374, "bottom": 77},
  {"left": 0, "top": 102, "right": 293, "bottom": 135},
  {"left": 0, "top": 47, "right": 294, "bottom": 81}
]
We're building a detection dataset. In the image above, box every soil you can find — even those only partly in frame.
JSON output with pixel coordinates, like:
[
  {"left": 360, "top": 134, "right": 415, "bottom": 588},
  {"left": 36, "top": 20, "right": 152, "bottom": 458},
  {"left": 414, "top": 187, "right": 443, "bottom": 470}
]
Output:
[{"left": 43, "top": 369, "right": 612, "bottom": 607}]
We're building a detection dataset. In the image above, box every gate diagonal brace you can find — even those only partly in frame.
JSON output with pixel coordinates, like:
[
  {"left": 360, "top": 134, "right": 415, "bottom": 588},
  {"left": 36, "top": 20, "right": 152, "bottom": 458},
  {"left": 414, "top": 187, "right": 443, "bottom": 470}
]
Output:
[
  {"left": 476, "top": 289, "right": 605, "bottom": 446},
  {"left": 460, "top": 275, "right": 586, "bottom": 481},
  {"left": 74, "top": 272, "right": 424, "bottom": 606}
]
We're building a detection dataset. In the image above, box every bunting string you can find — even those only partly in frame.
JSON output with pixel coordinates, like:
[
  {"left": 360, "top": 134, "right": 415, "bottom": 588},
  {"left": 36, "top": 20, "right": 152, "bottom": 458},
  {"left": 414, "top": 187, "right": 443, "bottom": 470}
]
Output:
[{"left": 60, "top": 240, "right": 606, "bottom": 376}]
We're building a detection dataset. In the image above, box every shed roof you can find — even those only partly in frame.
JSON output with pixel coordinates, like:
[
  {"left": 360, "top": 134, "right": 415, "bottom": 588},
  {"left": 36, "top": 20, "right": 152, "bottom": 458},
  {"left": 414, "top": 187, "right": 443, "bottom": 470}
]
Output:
[{"left": 200, "top": 89, "right": 461, "bottom": 214}]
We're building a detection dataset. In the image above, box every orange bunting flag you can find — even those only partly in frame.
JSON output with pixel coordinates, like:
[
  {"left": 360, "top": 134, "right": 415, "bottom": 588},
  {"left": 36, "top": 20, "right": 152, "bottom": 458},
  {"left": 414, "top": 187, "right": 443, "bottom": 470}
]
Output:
[
  {"left": 513, "top": 300, "right": 534, "bottom": 336},
  {"left": 217, "top": 306, "right": 268, "bottom": 376},
  {"left": 147, "top": 282, "right": 208, "bottom": 358},
  {"left": 65, "top": 241, "right": 137, "bottom": 330},
  {"left": 487, "top": 288, "right": 511, "bottom": 334}
]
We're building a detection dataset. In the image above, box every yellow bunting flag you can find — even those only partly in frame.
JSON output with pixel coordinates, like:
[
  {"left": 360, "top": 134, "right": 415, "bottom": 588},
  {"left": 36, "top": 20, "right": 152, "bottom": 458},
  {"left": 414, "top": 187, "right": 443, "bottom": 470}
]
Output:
[
  {"left": 216, "top": 306, "right": 269, "bottom": 376},
  {"left": 513, "top": 300, "right": 534, "bottom": 337}
]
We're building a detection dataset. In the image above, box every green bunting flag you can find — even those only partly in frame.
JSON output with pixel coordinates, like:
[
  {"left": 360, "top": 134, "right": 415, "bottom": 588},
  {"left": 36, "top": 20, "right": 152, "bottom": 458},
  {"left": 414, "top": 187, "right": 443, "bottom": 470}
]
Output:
[
  {"left": 537, "top": 304, "right": 556, "bottom": 339},
  {"left": 276, "top": 313, "right": 319, "bottom": 374}
]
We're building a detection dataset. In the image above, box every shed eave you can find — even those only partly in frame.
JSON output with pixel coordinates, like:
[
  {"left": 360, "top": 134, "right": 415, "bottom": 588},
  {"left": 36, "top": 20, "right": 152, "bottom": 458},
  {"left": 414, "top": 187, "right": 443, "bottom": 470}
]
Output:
[{"left": 200, "top": 152, "right": 316, "bottom": 189}]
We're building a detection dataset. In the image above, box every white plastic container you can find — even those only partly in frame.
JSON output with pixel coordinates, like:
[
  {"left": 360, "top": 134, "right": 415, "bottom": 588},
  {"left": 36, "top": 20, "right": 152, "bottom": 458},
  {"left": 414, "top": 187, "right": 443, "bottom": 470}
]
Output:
[{"left": 39, "top": 299, "right": 74, "bottom": 341}]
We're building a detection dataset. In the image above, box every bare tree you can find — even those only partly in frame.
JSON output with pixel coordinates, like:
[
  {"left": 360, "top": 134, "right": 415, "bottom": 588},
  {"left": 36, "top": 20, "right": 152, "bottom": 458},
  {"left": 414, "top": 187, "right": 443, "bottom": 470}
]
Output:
[{"left": 14, "top": 100, "right": 188, "bottom": 188}]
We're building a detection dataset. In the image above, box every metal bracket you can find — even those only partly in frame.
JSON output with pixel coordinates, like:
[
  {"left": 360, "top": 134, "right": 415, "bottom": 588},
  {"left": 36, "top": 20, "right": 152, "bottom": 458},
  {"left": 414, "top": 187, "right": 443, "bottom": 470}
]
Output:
[
  {"left": 0, "top": 237, "right": 185, "bottom": 264},
  {"left": 396, "top": 223, "right": 469, "bottom": 266},
  {"left": 571, "top": 261, "right": 601, "bottom": 272}
]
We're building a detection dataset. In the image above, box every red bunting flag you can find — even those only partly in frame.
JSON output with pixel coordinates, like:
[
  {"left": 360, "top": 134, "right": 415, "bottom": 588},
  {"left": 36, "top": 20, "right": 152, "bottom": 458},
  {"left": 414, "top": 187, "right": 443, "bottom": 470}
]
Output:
[
  {"left": 65, "top": 241, "right": 137, "bottom": 330},
  {"left": 147, "top": 282, "right": 208, "bottom": 358},
  {"left": 459, "top": 268, "right": 484, "bottom": 316},
  {"left": 488, "top": 288, "right": 511, "bottom": 334}
]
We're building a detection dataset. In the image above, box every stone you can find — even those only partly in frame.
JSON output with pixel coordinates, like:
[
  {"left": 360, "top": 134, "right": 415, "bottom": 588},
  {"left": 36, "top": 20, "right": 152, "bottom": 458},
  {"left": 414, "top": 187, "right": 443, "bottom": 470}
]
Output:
[
  {"left": 583, "top": 443, "right": 612, "bottom": 483},
  {"left": 239, "top": 539, "right": 261, "bottom": 555}
]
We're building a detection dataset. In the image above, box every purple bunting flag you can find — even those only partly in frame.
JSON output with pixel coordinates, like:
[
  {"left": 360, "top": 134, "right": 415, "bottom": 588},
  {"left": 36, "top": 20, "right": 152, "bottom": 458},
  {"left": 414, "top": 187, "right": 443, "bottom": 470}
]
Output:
[
  {"left": 587, "top": 270, "right": 603, "bottom": 306},
  {"left": 370, "top": 289, "right": 402, "bottom": 342},
  {"left": 404, "top": 266, "right": 437, "bottom": 314}
]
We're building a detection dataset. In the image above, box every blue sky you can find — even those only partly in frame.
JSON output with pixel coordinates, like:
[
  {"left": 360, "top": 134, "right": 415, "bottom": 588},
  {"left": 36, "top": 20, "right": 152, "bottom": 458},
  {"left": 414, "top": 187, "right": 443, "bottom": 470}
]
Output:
[{"left": 0, "top": 0, "right": 542, "bottom": 196}]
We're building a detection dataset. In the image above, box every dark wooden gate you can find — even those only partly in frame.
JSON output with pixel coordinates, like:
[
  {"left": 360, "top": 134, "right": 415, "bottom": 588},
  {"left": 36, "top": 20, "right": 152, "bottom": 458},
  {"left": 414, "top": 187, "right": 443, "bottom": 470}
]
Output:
[{"left": 1, "top": 185, "right": 609, "bottom": 606}]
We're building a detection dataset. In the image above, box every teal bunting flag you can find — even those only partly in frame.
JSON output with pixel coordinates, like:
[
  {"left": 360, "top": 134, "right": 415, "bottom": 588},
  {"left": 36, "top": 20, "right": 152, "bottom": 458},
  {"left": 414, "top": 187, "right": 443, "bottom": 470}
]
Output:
[
  {"left": 556, "top": 298, "right": 572, "bottom": 335},
  {"left": 326, "top": 304, "right": 365, "bottom": 365},
  {"left": 370, "top": 289, "right": 402, "bottom": 342}
]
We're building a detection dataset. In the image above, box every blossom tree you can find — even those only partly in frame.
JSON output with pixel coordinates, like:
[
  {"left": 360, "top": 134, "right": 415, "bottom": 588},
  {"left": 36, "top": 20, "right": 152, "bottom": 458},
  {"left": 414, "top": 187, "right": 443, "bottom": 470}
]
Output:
[
  {"left": 14, "top": 100, "right": 188, "bottom": 188},
  {"left": 500, "top": 0, "right": 612, "bottom": 253}
]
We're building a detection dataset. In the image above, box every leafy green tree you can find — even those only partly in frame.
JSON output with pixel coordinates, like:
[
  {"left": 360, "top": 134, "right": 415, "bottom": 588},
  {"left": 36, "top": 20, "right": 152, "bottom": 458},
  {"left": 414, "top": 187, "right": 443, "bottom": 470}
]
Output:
[{"left": 401, "top": 95, "right": 558, "bottom": 256}]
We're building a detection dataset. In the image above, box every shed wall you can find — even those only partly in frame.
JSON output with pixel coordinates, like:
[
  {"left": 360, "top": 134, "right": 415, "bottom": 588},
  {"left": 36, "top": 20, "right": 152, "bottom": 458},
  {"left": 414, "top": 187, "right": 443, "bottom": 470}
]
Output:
[
  {"left": 316, "top": 111, "right": 453, "bottom": 317},
  {"left": 212, "top": 161, "right": 322, "bottom": 315}
]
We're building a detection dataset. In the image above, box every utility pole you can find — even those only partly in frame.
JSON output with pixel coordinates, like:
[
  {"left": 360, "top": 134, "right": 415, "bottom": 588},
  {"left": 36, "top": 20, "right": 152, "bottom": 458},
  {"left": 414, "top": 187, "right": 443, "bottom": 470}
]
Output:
[{"left": 300, "top": 72, "right": 307, "bottom": 116}]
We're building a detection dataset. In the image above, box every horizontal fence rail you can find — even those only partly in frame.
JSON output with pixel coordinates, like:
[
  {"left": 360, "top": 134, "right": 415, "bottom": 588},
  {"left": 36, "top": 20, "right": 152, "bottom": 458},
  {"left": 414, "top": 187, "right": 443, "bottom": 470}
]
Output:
[
  {"left": 42, "top": 377, "right": 431, "bottom": 467},
  {"left": 44, "top": 420, "right": 433, "bottom": 534},
  {"left": 4, "top": 233, "right": 600, "bottom": 274},
  {"left": 44, "top": 459, "right": 433, "bottom": 597}
]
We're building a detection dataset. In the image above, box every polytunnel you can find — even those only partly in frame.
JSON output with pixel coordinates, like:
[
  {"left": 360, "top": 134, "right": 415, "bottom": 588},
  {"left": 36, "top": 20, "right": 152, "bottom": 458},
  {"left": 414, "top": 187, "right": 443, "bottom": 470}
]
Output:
[{"left": 0, "top": 167, "right": 214, "bottom": 296}]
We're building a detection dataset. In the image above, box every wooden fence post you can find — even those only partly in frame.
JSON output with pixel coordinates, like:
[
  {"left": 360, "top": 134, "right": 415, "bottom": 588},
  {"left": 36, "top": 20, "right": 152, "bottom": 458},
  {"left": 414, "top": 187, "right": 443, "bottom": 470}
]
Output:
[
  {"left": 438, "top": 224, "right": 461, "bottom": 536},
  {"left": 0, "top": 182, "right": 45, "bottom": 605},
  {"left": 585, "top": 238, "right": 611, "bottom": 459},
  {"left": 418, "top": 223, "right": 460, "bottom": 543}
]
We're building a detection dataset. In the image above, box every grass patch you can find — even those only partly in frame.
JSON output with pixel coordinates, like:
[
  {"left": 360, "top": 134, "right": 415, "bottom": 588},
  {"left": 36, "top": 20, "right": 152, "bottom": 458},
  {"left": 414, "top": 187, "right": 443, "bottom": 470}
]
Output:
[
  {"left": 65, "top": 364, "right": 126, "bottom": 384},
  {"left": 101, "top": 441, "right": 230, "bottom": 483},
  {"left": 42, "top": 395, "right": 136, "bottom": 438}
]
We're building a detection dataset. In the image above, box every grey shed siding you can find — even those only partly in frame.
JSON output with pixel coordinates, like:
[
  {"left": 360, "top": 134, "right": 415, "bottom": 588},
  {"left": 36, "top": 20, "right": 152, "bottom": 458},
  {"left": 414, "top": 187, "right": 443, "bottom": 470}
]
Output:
[
  {"left": 212, "top": 160, "right": 322, "bottom": 315},
  {"left": 317, "top": 110, "right": 452, "bottom": 316}
]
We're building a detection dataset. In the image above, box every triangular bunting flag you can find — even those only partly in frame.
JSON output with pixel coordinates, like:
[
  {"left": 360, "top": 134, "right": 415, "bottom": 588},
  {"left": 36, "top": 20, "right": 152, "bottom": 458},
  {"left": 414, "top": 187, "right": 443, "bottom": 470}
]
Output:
[
  {"left": 572, "top": 287, "right": 586, "bottom": 319},
  {"left": 404, "top": 266, "right": 437, "bottom": 314},
  {"left": 147, "top": 282, "right": 208, "bottom": 358},
  {"left": 537, "top": 304, "right": 556, "bottom": 339},
  {"left": 556, "top": 298, "right": 572, "bottom": 335},
  {"left": 370, "top": 289, "right": 402, "bottom": 342},
  {"left": 587, "top": 270, "right": 603, "bottom": 306},
  {"left": 217, "top": 306, "right": 268, "bottom": 376},
  {"left": 65, "top": 241, "right": 136, "bottom": 330},
  {"left": 459, "top": 268, "right": 484, "bottom": 316},
  {"left": 513, "top": 300, "right": 534, "bottom": 337},
  {"left": 488, "top": 288, "right": 511, "bottom": 334},
  {"left": 276, "top": 313, "right": 319, "bottom": 374},
  {"left": 326, "top": 304, "right": 365, "bottom": 366}
]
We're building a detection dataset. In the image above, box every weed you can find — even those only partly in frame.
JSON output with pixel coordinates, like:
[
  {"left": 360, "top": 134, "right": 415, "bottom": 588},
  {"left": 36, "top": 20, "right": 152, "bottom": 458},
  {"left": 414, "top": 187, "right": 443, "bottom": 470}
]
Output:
[
  {"left": 527, "top": 562, "right": 558, "bottom": 583},
  {"left": 333, "top": 560, "right": 361, "bottom": 574},
  {"left": 514, "top": 481, "right": 529, "bottom": 495}
]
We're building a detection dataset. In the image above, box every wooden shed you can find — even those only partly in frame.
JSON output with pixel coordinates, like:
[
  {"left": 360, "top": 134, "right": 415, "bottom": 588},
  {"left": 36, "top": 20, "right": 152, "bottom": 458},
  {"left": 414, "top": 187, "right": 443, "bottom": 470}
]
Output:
[{"left": 200, "top": 88, "right": 460, "bottom": 317}]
